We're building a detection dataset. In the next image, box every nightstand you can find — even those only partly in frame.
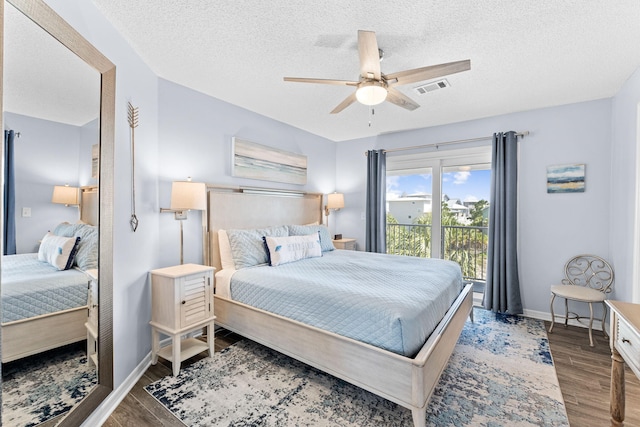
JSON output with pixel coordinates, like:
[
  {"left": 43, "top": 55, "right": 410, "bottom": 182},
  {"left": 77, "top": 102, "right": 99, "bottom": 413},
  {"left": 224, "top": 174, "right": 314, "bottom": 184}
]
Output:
[
  {"left": 85, "top": 268, "right": 98, "bottom": 370},
  {"left": 333, "top": 238, "right": 356, "bottom": 250},
  {"left": 149, "top": 264, "right": 215, "bottom": 376}
]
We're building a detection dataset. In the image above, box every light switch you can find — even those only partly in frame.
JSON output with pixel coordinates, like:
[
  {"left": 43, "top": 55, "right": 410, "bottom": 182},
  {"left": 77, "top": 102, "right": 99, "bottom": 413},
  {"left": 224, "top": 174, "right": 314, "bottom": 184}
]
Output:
[{"left": 22, "top": 207, "right": 31, "bottom": 217}]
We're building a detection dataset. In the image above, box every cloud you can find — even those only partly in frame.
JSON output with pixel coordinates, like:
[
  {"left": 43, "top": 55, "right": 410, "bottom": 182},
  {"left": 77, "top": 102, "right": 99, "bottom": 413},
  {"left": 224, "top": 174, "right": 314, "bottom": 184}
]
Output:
[{"left": 453, "top": 171, "right": 471, "bottom": 184}]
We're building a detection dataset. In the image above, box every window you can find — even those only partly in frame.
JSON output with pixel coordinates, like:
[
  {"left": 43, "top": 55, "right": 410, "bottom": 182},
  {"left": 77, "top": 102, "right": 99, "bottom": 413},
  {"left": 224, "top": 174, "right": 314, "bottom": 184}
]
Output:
[{"left": 386, "top": 146, "right": 491, "bottom": 282}]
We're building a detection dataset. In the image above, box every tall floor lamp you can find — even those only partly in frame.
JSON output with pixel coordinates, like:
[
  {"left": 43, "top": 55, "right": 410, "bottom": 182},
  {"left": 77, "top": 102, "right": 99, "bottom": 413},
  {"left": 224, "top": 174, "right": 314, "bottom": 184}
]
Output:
[{"left": 161, "top": 180, "right": 206, "bottom": 264}]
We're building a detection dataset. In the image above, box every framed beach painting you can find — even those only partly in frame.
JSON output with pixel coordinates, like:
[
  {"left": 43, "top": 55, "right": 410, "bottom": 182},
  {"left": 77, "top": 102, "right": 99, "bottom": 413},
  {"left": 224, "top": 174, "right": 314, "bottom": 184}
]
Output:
[
  {"left": 547, "top": 164, "right": 585, "bottom": 193},
  {"left": 232, "top": 137, "right": 307, "bottom": 185}
]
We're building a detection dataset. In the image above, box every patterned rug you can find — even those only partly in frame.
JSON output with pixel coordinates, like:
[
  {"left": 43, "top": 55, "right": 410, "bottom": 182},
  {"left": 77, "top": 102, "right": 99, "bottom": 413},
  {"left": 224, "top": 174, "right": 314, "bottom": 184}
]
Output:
[
  {"left": 145, "top": 308, "right": 569, "bottom": 426},
  {"left": 2, "top": 342, "right": 98, "bottom": 427}
]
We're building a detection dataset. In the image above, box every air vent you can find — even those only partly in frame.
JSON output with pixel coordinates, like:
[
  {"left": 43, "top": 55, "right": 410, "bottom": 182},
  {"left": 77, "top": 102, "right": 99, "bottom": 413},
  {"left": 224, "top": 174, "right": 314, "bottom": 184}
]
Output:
[{"left": 414, "top": 79, "right": 450, "bottom": 95}]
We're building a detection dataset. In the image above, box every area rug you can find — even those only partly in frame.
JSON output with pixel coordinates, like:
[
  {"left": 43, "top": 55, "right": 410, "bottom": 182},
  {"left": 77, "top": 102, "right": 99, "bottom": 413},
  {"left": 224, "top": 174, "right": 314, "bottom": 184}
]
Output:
[
  {"left": 145, "top": 308, "right": 569, "bottom": 426},
  {"left": 2, "top": 343, "right": 98, "bottom": 427}
]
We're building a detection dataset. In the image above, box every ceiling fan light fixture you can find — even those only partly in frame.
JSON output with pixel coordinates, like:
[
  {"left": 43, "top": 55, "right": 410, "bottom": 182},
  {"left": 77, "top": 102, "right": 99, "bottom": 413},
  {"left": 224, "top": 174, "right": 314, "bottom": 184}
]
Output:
[{"left": 356, "top": 81, "right": 388, "bottom": 106}]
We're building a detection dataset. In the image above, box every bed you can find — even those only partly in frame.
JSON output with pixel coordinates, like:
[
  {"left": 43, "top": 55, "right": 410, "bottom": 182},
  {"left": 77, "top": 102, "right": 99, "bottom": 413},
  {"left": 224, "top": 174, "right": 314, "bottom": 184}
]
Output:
[
  {"left": 1, "top": 186, "right": 99, "bottom": 363},
  {"left": 207, "top": 186, "right": 473, "bottom": 427}
]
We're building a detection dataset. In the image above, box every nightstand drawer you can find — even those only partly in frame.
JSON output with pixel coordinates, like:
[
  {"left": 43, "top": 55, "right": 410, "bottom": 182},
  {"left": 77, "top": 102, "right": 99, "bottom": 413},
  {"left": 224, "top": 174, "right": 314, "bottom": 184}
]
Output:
[{"left": 617, "top": 317, "right": 640, "bottom": 370}]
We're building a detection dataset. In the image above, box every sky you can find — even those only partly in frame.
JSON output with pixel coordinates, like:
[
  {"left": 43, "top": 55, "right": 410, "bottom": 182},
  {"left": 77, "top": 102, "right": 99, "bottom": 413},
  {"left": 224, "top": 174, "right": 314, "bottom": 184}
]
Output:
[{"left": 387, "top": 169, "right": 491, "bottom": 202}]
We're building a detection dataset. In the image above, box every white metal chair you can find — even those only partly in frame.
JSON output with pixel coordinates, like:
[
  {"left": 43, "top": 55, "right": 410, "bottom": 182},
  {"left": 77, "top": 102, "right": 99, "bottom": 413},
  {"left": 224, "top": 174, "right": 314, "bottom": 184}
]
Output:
[{"left": 548, "top": 254, "right": 614, "bottom": 347}]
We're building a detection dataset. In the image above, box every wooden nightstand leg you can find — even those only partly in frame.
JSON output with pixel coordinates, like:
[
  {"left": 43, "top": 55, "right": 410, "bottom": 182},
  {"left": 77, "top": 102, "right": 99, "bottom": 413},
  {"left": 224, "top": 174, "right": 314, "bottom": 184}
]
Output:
[
  {"left": 172, "top": 333, "right": 181, "bottom": 376},
  {"left": 151, "top": 328, "right": 159, "bottom": 365},
  {"left": 206, "top": 321, "right": 215, "bottom": 357}
]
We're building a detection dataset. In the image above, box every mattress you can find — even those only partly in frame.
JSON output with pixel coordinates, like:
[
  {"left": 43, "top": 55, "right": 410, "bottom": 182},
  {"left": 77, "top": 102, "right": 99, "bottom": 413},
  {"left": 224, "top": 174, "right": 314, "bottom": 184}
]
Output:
[
  {"left": 2, "top": 253, "right": 89, "bottom": 324},
  {"left": 227, "top": 250, "right": 463, "bottom": 357}
]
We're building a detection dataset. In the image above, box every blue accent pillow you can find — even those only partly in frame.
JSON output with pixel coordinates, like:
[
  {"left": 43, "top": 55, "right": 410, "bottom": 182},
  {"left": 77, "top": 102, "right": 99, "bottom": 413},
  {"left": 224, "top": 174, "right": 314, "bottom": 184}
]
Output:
[
  {"left": 288, "top": 224, "right": 335, "bottom": 252},
  {"left": 227, "top": 225, "right": 289, "bottom": 269},
  {"left": 38, "top": 233, "right": 81, "bottom": 270},
  {"left": 52, "top": 222, "right": 98, "bottom": 270}
]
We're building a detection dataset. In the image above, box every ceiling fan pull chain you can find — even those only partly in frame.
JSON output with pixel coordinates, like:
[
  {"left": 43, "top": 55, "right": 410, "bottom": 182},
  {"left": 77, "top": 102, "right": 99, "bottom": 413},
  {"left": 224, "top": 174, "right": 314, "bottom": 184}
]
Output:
[{"left": 369, "top": 106, "right": 375, "bottom": 127}]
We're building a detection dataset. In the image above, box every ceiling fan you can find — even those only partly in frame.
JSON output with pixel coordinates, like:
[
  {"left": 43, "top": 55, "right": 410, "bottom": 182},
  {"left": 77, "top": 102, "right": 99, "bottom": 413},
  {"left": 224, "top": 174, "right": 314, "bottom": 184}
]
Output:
[{"left": 284, "top": 30, "right": 471, "bottom": 114}]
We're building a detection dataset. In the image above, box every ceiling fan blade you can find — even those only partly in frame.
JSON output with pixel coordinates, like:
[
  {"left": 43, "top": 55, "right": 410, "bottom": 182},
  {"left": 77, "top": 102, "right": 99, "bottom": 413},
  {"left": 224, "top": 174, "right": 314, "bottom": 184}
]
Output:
[
  {"left": 284, "top": 77, "right": 359, "bottom": 86},
  {"left": 330, "top": 92, "right": 357, "bottom": 114},
  {"left": 358, "top": 30, "right": 381, "bottom": 80},
  {"left": 386, "top": 59, "right": 471, "bottom": 86},
  {"left": 386, "top": 87, "right": 420, "bottom": 111}
]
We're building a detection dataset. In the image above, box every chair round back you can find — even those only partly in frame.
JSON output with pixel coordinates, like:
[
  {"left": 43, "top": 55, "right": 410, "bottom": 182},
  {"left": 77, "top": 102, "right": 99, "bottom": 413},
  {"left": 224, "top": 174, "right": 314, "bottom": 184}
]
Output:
[{"left": 562, "top": 254, "right": 614, "bottom": 294}]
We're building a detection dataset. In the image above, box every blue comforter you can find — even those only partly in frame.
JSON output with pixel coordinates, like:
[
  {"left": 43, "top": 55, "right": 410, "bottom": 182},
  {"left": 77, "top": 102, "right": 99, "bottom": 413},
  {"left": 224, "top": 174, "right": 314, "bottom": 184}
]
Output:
[
  {"left": 230, "top": 250, "right": 463, "bottom": 357},
  {"left": 2, "top": 253, "right": 89, "bottom": 323}
]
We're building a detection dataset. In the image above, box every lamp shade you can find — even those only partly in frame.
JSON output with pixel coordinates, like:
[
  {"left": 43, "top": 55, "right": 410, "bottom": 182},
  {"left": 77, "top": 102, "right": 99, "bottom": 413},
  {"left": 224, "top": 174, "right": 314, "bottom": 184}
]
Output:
[
  {"left": 327, "top": 192, "right": 345, "bottom": 210},
  {"left": 355, "top": 81, "right": 387, "bottom": 106},
  {"left": 170, "top": 181, "right": 206, "bottom": 211},
  {"left": 52, "top": 185, "right": 79, "bottom": 205}
]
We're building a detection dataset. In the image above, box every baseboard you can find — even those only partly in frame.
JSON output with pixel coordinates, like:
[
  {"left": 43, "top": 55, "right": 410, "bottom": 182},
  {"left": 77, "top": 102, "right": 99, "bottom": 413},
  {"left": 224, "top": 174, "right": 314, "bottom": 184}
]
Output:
[
  {"left": 523, "top": 308, "right": 608, "bottom": 333},
  {"left": 80, "top": 352, "right": 152, "bottom": 426}
]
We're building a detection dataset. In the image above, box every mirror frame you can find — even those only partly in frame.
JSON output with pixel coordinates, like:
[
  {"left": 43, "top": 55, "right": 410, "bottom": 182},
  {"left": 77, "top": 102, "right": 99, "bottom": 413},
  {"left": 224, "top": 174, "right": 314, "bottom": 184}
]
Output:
[{"left": 0, "top": 0, "right": 114, "bottom": 424}]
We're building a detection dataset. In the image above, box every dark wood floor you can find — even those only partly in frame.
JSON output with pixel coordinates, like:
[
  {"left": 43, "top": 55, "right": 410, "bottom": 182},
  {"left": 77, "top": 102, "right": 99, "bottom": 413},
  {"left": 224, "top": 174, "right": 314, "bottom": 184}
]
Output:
[{"left": 102, "top": 323, "right": 640, "bottom": 427}]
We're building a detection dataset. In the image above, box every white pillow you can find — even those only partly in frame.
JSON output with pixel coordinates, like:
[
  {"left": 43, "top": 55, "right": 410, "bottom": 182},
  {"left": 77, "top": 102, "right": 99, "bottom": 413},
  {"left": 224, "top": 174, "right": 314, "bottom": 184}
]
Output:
[
  {"left": 38, "top": 232, "right": 81, "bottom": 270},
  {"left": 218, "top": 229, "right": 236, "bottom": 270},
  {"left": 264, "top": 233, "right": 322, "bottom": 267}
]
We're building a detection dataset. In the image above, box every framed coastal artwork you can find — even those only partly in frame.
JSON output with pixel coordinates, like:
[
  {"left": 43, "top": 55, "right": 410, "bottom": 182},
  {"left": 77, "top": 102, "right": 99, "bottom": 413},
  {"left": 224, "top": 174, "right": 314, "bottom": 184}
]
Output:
[
  {"left": 232, "top": 137, "right": 307, "bottom": 185},
  {"left": 547, "top": 164, "right": 585, "bottom": 193}
]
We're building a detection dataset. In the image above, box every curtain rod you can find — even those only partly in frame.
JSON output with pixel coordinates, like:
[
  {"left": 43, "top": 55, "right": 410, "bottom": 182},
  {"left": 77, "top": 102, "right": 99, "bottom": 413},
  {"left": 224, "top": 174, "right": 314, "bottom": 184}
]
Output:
[{"left": 364, "top": 131, "right": 529, "bottom": 155}]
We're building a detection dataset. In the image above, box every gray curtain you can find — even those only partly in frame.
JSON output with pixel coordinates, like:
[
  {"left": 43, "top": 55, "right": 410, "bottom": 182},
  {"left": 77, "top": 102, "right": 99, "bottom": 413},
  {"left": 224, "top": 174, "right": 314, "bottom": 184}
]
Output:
[
  {"left": 365, "top": 149, "right": 386, "bottom": 253},
  {"left": 484, "top": 131, "right": 522, "bottom": 314},
  {"left": 4, "top": 130, "right": 17, "bottom": 255}
]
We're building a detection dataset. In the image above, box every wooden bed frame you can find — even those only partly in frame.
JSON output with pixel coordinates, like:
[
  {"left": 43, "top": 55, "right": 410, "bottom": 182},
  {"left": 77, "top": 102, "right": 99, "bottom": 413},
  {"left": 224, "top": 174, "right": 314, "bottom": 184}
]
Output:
[
  {"left": 207, "top": 186, "right": 473, "bottom": 427},
  {"left": 1, "top": 185, "right": 97, "bottom": 363},
  {"left": 2, "top": 308, "right": 87, "bottom": 363}
]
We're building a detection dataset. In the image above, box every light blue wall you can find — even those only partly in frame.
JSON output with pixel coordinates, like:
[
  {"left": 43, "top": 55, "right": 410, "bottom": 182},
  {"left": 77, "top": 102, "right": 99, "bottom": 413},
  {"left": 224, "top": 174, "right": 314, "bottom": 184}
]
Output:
[
  {"left": 611, "top": 66, "right": 640, "bottom": 304},
  {"left": 336, "top": 99, "right": 614, "bottom": 316},
  {"left": 5, "top": 112, "right": 96, "bottom": 253},
  {"left": 157, "top": 78, "right": 337, "bottom": 267}
]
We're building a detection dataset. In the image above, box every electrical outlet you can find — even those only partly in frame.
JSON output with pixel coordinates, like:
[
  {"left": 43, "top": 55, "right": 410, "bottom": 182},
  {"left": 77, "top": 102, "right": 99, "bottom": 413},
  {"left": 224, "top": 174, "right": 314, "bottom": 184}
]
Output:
[{"left": 22, "top": 207, "right": 31, "bottom": 217}]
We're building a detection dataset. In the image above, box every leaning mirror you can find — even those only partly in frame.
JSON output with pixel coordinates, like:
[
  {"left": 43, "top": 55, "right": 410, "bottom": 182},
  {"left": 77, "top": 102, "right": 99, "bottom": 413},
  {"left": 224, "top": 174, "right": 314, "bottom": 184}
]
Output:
[{"left": 1, "top": 0, "right": 114, "bottom": 425}]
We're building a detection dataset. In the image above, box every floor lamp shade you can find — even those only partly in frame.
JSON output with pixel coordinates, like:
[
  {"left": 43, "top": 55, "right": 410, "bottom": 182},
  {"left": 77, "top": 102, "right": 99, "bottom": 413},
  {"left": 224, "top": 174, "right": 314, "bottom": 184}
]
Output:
[
  {"left": 170, "top": 181, "right": 206, "bottom": 211},
  {"left": 52, "top": 185, "right": 79, "bottom": 206}
]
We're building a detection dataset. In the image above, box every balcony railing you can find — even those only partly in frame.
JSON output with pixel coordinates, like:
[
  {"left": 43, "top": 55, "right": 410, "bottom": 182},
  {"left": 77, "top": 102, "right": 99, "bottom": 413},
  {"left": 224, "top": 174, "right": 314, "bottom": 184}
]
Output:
[{"left": 386, "top": 223, "right": 489, "bottom": 283}]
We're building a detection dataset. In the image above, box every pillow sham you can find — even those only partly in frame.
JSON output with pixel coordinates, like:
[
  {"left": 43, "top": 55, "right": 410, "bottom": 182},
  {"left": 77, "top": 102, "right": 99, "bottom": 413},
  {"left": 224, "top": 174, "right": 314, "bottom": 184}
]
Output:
[
  {"left": 217, "top": 229, "right": 236, "bottom": 270},
  {"left": 73, "top": 224, "right": 98, "bottom": 270},
  {"left": 288, "top": 224, "right": 335, "bottom": 252},
  {"left": 227, "top": 225, "right": 289, "bottom": 269},
  {"left": 264, "top": 233, "right": 322, "bottom": 266},
  {"left": 53, "top": 222, "right": 85, "bottom": 237},
  {"left": 38, "top": 232, "right": 81, "bottom": 270}
]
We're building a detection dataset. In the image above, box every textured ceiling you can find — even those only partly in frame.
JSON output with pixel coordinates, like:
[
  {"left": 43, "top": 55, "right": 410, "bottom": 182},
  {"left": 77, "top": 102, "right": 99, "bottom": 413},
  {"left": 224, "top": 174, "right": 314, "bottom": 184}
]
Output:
[
  {"left": 4, "top": 3, "right": 100, "bottom": 127},
  {"left": 8, "top": 1, "right": 640, "bottom": 141}
]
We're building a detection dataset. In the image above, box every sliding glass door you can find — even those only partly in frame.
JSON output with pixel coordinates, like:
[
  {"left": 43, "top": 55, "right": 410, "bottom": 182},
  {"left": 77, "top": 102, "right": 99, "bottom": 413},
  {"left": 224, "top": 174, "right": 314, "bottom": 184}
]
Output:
[{"left": 386, "top": 146, "right": 491, "bottom": 283}]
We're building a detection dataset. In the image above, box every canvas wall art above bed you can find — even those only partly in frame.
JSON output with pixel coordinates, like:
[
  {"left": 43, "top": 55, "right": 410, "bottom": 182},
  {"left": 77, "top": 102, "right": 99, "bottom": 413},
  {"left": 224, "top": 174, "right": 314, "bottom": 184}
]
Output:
[
  {"left": 206, "top": 186, "right": 473, "bottom": 427},
  {"left": 1, "top": 222, "right": 98, "bottom": 363}
]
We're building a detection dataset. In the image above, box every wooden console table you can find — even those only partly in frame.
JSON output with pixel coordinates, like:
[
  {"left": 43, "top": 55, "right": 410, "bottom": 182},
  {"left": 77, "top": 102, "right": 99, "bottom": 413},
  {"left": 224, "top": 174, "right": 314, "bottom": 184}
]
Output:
[{"left": 607, "top": 300, "right": 640, "bottom": 426}]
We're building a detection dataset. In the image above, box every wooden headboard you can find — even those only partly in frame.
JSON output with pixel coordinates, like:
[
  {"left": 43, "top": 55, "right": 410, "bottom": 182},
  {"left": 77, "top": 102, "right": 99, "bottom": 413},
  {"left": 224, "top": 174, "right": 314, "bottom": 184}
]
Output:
[
  {"left": 207, "top": 186, "right": 322, "bottom": 271},
  {"left": 80, "top": 185, "right": 98, "bottom": 226}
]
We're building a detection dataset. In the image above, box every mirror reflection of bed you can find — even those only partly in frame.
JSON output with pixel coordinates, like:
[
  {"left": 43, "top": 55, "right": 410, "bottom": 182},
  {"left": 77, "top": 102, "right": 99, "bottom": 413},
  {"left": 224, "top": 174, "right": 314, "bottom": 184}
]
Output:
[
  {"left": 2, "top": 186, "right": 99, "bottom": 357},
  {"left": 1, "top": 1, "right": 102, "bottom": 424}
]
